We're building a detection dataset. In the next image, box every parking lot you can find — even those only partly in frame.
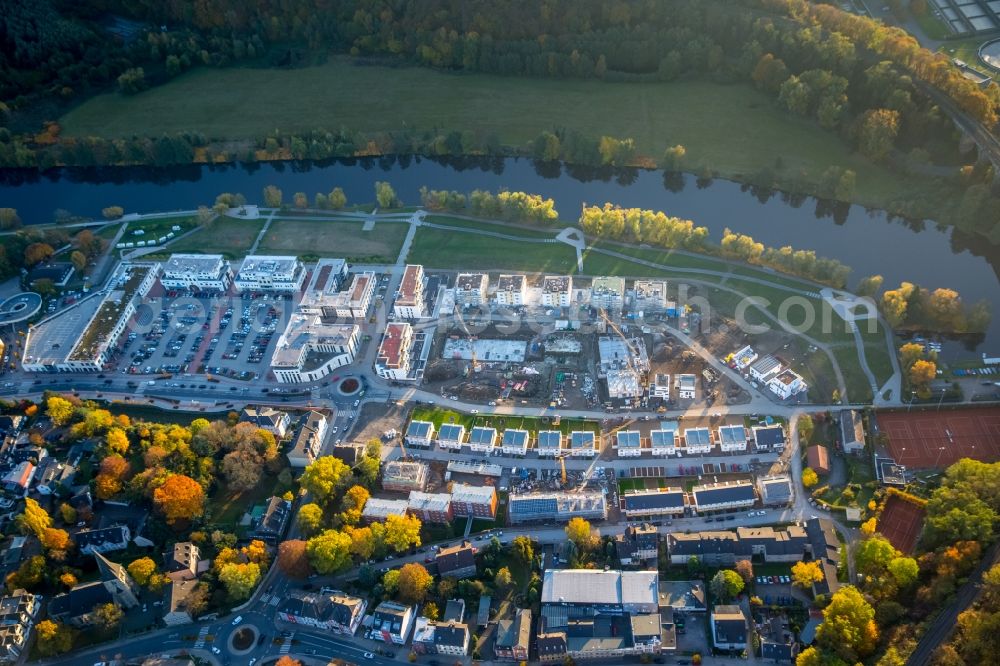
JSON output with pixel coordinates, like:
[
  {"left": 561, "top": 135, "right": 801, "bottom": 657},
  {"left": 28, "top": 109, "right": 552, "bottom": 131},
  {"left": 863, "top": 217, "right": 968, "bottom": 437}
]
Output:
[{"left": 111, "top": 288, "right": 297, "bottom": 381}]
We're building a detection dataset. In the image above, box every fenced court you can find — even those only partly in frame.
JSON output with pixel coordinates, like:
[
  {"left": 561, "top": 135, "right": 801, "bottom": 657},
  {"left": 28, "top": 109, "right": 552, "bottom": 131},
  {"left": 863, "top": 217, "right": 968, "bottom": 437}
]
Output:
[
  {"left": 877, "top": 493, "right": 925, "bottom": 554},
  {"left": 876, "top": 407, "right": 1000, "bottom": 469}
]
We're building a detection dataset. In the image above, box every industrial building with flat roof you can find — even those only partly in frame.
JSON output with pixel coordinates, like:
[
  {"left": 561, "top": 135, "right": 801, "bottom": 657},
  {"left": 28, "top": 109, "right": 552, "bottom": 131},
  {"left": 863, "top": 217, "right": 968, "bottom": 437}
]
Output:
[
  {"left": 508, "top": 491, "right": 607, "bottom": 524},
  {"left": 24, "top": 262, "right": 159, "bottom": 372},
  {"left": 160, "top": 254, "right": 233, "bottom": 291},
  {"left": 233, "top": 255, "right": 305, "bottom": 292}
]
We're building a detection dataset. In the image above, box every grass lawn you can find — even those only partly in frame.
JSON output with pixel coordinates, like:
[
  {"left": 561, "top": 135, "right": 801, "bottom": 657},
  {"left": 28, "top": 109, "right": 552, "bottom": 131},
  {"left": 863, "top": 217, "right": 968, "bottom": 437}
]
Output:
[
  {"left": 424, "top": 215, "right": 560, "bottom": 239},
  {"left": 58, "top": 58, "right": 960, "bottom": 218},
  {"left": 96, "top": 222, "right": 122, "bottom": 240},
  {"left": 407, "top": 227, "right": 578, "bottom": 272},
  {"left": 259, "top": 218, "right": 409, "bottom": 261},
  {"left": 938, "top": 38, "right": 995, "bottom": 74},
  {"left": 167, "top": 216, "right": 265, "bottom": 258},
  {"left": 819, "top": 455, "right": 876, "bottom": 510},
  {"left": 865, "top": 342, "right": 895, "bottom": 389},
  {"left": 832, "top": 346, "right": 874, "bottom": 404},
  {"left": 126, "top": 215, "right": 199, "bottom": 240},
  {"left": 207, "top": 463, "right": 293, "bottom": 529}
]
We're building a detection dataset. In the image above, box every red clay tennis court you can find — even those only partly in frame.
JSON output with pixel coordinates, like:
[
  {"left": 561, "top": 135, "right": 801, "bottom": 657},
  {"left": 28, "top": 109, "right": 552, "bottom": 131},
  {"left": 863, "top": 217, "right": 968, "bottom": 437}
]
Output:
[
  {"left": 877, "top": 407, "right": 1000, "bottom": 469},
  {"left": 877, "top": 494, "right": 925, "bottom": 554}
]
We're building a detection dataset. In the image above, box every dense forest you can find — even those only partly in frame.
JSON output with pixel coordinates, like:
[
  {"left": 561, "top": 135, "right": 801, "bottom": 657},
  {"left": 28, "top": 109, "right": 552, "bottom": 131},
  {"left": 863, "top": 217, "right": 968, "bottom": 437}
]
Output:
[{"left": 1, "top": 0, "right": 999, "bottom": 235}]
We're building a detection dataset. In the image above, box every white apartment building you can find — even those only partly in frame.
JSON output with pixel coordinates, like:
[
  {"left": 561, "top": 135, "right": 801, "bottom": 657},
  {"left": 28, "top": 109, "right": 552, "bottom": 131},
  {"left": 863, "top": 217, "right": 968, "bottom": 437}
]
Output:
[
  {"left": 767, "top": 369, "right": 807, "bottom": 399},
  {"left": 375, "top": 323, "right": 413, "bottom": 381},
  {"left": 299, "top": 259, "right": 373, "bottom": 320},
  {"left": 454, "top": 273, "right": 489, "bottom": 306},
  {"left": 590, "top": 276, "right": 626, "bottom": 312},
  {"left": 632, "top": 280, "right": 669, "bottom": 313},
  {"left": 270, "top": 316, "right": 360, "bottom": 383},
  {"left": 542, "top": 276, "right": 573, "bottom": 308},
  {"left": 495, "top": 274, "right": 527, "bottom": 306},
  {"left": 160, "top": 254, "right": 233, "bottom": 291},
  {"left": 234, "top": 255, "right": 305, "bottom": 292},
  {"left": 394, "top": 264, "right": 426, "bottom": 319}
]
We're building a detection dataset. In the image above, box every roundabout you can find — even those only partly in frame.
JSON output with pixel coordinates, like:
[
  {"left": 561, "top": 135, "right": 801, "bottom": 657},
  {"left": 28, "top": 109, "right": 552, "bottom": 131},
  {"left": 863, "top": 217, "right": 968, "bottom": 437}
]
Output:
[
  {"left": 0, "top": 292, "right": 41, "bottom": 325},
  {"left": 336, "top": 376, "right": 361, "bottom": 396},
  {"left": 229, "top": 625, "right": 259, "bottom": 654}
]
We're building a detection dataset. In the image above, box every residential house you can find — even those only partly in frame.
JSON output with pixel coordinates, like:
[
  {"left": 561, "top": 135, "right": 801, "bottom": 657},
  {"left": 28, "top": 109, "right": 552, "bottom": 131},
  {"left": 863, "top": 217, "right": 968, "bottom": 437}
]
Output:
[
  {"left": 250, "top": 496, "right": 292, "bottom": 544},
  {"left": 48, "top": 553, "right": 139, "bottom": 627},
  {"left": 615, "top": 430, "right": 642, "bottom": 458},
  {"left": 1, "top": 462, "right": 33, "bottom": 494},
  {"left": 239, "top": 407, "right": 290, "bottom": 438},
  {"left": 537, "top": 431, "right": 563, "bottom": 457},
  {"left": 768, "top": 369, "right": 807, "bottom": 400},
  {"left": 286, "top": 411, "right": 328, "bottom": 469},
  {"left": 412, "top": 617, "right": 470, "bottom": 656},
  {"left": 757, "top": 476, "right": 794, "bottom": 506},
  {"left": 277, "top": 589, "right": 367, "bottom": 635},
  {"left": 735, "top": 526, "right": 810, "bottom": 563},
  {"left": 371, "top": 601, "right": 415, "bottom": 644},
  {"left": 614, "top": 524, "right": 659, "bottom": 567},
  {"left": 650, "top": 425, "right": 678, "bottom": 457},
  {"left": 495, "top": 274, "right": 527, "bottom": 307},
  {"left": 404, "top": 420, "right": 435, "bottom": 449},
  {"left": 667, "top": 531, "right": 741, "bottom": 567},
  {"left": 162, "top": 578, "right": 200, "bottom": 627},
  {"left": 449, "top": 483, "right": 498, "bottom": 519},
  {"left": 840, "top": 410, "right": 866, "bottom": 454},
  {"left": 717, "top": 425, "right": 748, "bottom": 453},
  {"left": 76, "top": 525, "right": 131, "bottom": 555},
  {"left": 570, "top": 431, "right": 596, "bottom": 457},
  {"left": 0, "top": 590, "right": 40, "bottom": 664},
  {"left": 648, "top": 374, "right": 671, "bottom": 404},
  {"left": 691, "top": 481, "right": 756, "bottom": 514},
  {"left": 407, "top": 492, "right": 453, "bottom": 524},
  {"left": 454, "top": 273, "right": 489, "bottom": 306},
  {"left": 436, "top": 424, "right": 466, "bottom": 451},
  {"left": 666, "top": 527, "right": 810, "bottom": 566},
  {"left": 682, "top": 428, "right": 712, "bottom": 455},
  {"left": 749, "top": 355, "right": 783, "bottom": 383},
  {"left": 806, "top": 445, "right": 830, "bottom": 475},
  {"left": 501, "top": 429, "right": 529, "bottom": 457},
  {"left": 444, "top": 599, "right": 466, "bottom": 623},
  {"left": 537, "top": 633, "right": 568, "bottom": 662},
  {"left": 382, "top": 460, "right": 429, "bottom": 492},
  {"left": 675, "top": 374, "right": 697, "bottom": 400},
  {"left": 622, "top": 488, "right": 685, "bottom": 519},
  {"left": 711, "top": 605, "right": 747, "bottom": 651},
  {"left": 752, "top": 425, "right": 786, "bottom": 452},
  {"left": 657, "top": 581, "right": 707, "bottom": 613},
  {"left": 162, "top": 542, "right": 203, "bottom": 626},
  {"left": 436, "top": 542, "right": 477, "bottom": 579},
  {"left": 467, "top": 426, "right": 497, "bottom": 454},
  {"left": 806, "top": 517, "right": 841, "bottom": 597},
  {"left": 34, "top": 457, "right": 75, "bottom": 495},
  {"left": 494, "top": 608, "right": 531, "bottom": 661}
]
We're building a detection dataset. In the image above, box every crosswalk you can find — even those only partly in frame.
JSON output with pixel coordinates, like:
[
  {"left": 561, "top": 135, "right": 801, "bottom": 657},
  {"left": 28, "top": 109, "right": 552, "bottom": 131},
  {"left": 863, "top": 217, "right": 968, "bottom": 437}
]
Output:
[
  {"left": 193, "top": 626, "right": 210, "bottom": 648},
  {"left": 279, "top": 634, "right": 294, "bottom": 654},
  {"left": 259, "top": 592, "right": 282, "bottom": 606}
]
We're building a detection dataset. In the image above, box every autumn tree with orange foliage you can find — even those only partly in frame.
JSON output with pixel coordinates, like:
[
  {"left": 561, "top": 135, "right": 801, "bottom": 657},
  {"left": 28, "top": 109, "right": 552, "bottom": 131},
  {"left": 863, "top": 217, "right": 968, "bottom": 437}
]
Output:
[
  {"left": 94, "top": 454, "right": 130, "bottom": 500},
  {"left": 153, "top": 474, "right": 205, "bottom": 525},
  {"left": 277, "top": 540, "right": 312, "bottom": 579}
]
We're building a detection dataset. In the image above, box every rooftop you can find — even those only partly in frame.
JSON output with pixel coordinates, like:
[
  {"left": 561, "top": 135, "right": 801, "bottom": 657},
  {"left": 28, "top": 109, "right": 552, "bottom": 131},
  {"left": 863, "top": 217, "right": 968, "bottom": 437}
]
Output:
[
  {"left": 68, "top": 263, "right": 156, "bottom": 362},
  {"left": 622, "top": 488, "right": 685, "bottom": 512},
  {"left": 271, "top": 316, "right": 357, "bottom": 369},
  {"left": 692, "top": 481, "right": 756, "bottom": 506},
  {"left": 541, "top": 569, "right": 657, "bottom": 607},
  {"left": 397, "top": 265, "right": 424, "bottom": 306},
  {"left": 455, "top": 273, "right": 487, "bottom": 292},
  {"left": 377, "top": 323, "right": 411, "bottom": 370},
  {"left": 684, "top": 428, "right": 712, "bottom": 447},
  {"left": 591, "top": 276, "right": 626, "bottom": 295},
  {"left": 438, "top": 424, "right": 466, "bottom": 441},
  {"left": 502, "top": 429, "right": 529, "bottom": 448},
  {"left": 361, "top": 498, "right": 409, "bottom": 520},
  {"left": 162, "top": 254, "right": 226, "bottom": 276},
  {"left": 236, "top": 255, "right": 300, "bottom": 277},
  {"left": 496, "top": 274, "right": 526, "bottom": 292},
  {"left": 408, "top": 491, "right": 451, "bottom": 513},
  {"left": 450, "top": 483, "right": 496, "bottom": 504},
  {"left": 537, "top": 430, "right": 563, "bottom": 450},
  {"left": 617, "top": 431, "right": 641, "bottom": 449},
  {"left": 469, "top": 426, "right": 497, "bottom": 446},
  {"left": 543, "top": 276, "right": 572, "bottom": 293},
  {"left": 571, "top": 431, "right": 595, "bottom": 449}
]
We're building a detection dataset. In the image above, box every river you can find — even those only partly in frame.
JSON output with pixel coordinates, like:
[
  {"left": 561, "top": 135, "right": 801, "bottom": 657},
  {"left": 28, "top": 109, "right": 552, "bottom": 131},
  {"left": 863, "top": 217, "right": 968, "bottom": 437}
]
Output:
[{"left": 1, "top": 155, "right": 998, "bottom": 357}]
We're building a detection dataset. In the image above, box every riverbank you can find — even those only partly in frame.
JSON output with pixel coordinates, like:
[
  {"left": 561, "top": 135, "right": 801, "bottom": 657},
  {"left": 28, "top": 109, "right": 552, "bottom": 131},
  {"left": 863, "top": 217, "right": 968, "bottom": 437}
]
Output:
[{"left": 52, "top": 58, "right": 965, "bottom": 229}]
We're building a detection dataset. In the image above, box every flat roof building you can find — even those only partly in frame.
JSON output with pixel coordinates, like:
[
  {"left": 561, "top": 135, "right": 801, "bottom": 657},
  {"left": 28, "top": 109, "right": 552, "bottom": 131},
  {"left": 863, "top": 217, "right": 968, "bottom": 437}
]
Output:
[
  {"left": 407, "top": 491, "right": 452, "bottom": 524},
  {"left": 454, "top": 273, "right": 488, "bottom": 306},
  {"left": 537, "top": 431, "right": 563, "bottom": 457},
  {"left": 632, "top": 280, "right": 670, "bottom": 313},
  {"left": 271, "top": 316, "right": 359, "bottom": 384},
  {"left": 495, "top": 274, "right": 527, "bottom": 306},
  {"left": 394, "top": 264, "right": 426, "bottom": 319},
  {"left": 682, "top": 428, "right": 712, "bottom": 455},
  {"left": 376, "top": 323, "right": 413, "bottom": 381},
  {"left": 542, "top": 276, "right": 573, "bottom": 308},
  {"left": 650, "top": 425, "right": 679, "bottom": 457},
  {"left": 501, "top": 429, "right": 529, "bottom": 457},
  {"left": 382, "top": 460, "right": 429, "bottom": 492},
  {"left": 404, "top": 420, "right": 435, "bottom": 449},
  {"left": 468, "top": 426, "right": 498, "bottom": 453},
  {"left": 590, "top": 276, "right": 626, "bottom": 312},
  {"left": 752, "top": 425, "right": 786, "bottom": 451},
  {"left": 570, "top": 431, "right": 597, "bottom": 457},
  {"left": 160, "top": 254, "right": 232, "bottom": 291},
  {"left": 717, "top": 425, "right": 748, "bottom": 453},
  {"left": 450, "top": 483, "right": 497, "bottom": 519},
  {"left": 616, "top": 430, "right": 642, "bottom": 458},
  {"left": 509, "top": 491, "right": 607, "bottom": 524},
  {"left": 361, "top": 498, "right": 410, "bottom": 523},
  {"left": 621, "top": 488, "right": 685, "bottom": 518},
  {"left": 437, "top": 424, "right": 466, "bottom": 451},
  {"left": 234, "top": 255, "right": 305, "bottom": 292},
  {"left": 691, "top": 481, "right": 756, "bottom": 514}
]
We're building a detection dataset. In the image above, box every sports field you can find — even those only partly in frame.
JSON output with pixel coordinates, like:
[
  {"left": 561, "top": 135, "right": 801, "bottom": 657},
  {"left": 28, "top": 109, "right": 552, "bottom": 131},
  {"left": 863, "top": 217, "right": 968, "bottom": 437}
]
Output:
[
  {"left": 877, "top": 493, "right": 925, "bottom": 554},
  {"left": 56, "top": 59, "right": 957, "bottom": 216},
  {"left": 877, "top": 407, "right": 1000, "bottom": 469},
  {"left": 258, "top": 219, "right": 408, "bottom": 261}
]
